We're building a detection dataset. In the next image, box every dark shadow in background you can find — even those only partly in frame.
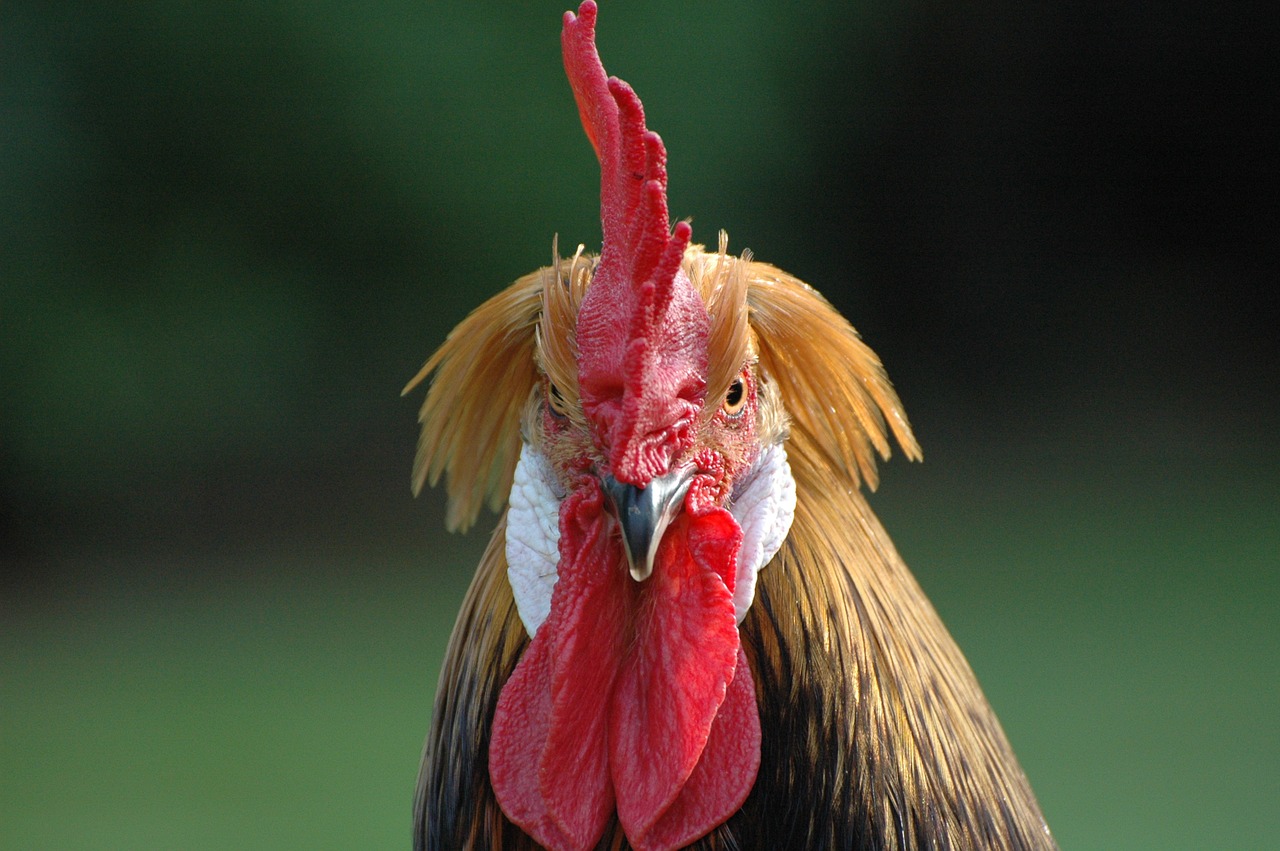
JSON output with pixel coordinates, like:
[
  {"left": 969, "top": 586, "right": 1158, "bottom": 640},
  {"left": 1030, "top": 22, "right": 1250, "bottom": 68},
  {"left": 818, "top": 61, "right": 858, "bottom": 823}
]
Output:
[
  {"left": 2, "top": 2, "right": 1275, "bottom": 569},
  {"left": 2, "top": 1, "right": 1276, "bottom": 847}
]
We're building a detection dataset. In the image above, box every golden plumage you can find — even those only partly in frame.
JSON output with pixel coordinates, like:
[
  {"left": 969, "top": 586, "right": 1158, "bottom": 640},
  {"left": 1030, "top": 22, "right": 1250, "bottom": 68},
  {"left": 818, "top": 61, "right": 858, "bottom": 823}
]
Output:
[{"left": 408, "top": 240, "right": 1057, "bottom": 849}]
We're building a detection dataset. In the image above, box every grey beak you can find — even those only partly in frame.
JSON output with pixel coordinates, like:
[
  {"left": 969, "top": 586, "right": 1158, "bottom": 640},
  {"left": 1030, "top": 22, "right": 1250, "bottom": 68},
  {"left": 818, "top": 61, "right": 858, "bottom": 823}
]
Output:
[{"left": 600, "top": 468, "right": 695, "bottom": 582}]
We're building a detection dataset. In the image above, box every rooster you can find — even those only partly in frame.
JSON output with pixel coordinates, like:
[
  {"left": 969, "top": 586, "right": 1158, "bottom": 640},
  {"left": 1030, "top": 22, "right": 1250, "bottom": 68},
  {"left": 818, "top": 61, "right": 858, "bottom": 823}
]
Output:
[{"left": 405, "top": 3, "right": 1057, "bottom": 849}]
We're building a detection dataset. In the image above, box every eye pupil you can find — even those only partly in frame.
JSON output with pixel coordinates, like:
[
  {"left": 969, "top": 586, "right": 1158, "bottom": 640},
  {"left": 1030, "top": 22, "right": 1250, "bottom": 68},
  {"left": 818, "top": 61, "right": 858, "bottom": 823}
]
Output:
[
  {"left": 725, "top": 380, "right": 743, "bottom": 407},
  {"left": 722, "top": 377, "right": 747, "bottom": 416}
]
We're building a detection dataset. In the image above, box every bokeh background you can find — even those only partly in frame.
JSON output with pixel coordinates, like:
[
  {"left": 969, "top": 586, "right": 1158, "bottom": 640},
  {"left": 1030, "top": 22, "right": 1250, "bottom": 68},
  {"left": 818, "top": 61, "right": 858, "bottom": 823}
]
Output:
[{"left": 3, "top": 2, "right": 1276, "bottom": 848}]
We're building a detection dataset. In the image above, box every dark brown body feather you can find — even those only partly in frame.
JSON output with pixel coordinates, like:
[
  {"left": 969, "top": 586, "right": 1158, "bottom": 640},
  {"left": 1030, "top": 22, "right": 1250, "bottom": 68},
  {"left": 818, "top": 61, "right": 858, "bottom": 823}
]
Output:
[{"left": 410, "top": 249, "right": 1057, "bottom": 850}]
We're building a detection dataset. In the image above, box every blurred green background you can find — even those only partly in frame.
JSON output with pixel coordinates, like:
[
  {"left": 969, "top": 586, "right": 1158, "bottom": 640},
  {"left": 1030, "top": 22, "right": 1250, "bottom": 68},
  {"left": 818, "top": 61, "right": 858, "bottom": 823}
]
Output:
[{"left": 2, "top": 2, "right": 1276, "bottom": 849}]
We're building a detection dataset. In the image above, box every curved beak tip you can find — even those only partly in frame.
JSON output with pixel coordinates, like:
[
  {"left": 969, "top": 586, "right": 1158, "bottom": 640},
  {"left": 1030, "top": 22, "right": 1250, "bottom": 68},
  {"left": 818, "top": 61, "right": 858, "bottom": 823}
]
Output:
[
  {"left": 628, "top": 561, "right": 653, "bottom": 583},
  {"left": 600, "top": 467, "right": 694, "bottom": 582}
]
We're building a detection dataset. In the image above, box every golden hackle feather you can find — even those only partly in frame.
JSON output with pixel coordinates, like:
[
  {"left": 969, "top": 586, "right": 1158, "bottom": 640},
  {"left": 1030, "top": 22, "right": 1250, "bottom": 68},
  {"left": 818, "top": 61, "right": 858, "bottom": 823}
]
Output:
[
  {"left": 537, "top": 237, "right": 593, "bottom": 430},
  {"left": 745, "top": 262, "right": 922, "bottom": 491},
  {"left": 687, "top": 231, "right": 752, "bottom": 411},
  {"left": 745, "top": 459, "right": 1054, "bottom": 848},
  {"left": 412, "top": 515, "right": 532, "bottom": 848},
  {"left": 412, "top": 241, "right": 1056, "bottom": 849},
  {"left": 402, "top": 271, "right": 543, "bottom": 531}
]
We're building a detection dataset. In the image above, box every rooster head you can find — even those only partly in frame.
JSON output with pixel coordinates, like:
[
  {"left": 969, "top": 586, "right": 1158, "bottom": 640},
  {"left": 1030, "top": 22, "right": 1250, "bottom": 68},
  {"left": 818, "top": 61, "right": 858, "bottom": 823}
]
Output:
[
  {"left": 404, "top": 3, "right": 918, "bottom": 849},
  {"left": 478, "top": 5, "right": 793, "bottom": 850}
]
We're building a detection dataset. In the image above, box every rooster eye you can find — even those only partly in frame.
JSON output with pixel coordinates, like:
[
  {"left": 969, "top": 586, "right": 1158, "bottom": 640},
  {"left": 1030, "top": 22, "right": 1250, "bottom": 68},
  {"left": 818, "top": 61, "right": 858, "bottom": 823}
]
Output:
[
  {"left": 722, "top": 377, "right": 747, "bottom": 417},
  {"left": 548, "top": 383, "right": 570, "bottom": 419}
]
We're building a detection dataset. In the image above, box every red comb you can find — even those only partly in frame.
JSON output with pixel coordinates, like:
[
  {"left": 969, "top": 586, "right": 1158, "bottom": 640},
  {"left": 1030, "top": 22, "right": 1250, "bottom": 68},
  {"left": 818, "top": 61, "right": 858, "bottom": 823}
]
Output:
[{"left": 563, "top": 0, "right": 710, "bottom": 484}]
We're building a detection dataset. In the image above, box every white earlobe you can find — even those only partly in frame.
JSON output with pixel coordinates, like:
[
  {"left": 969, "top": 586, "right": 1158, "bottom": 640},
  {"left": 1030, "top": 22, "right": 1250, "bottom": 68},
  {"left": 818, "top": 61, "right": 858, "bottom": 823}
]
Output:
[
  {"left": 505, "top": 443, "right": 563, "bottom": 636},
  {"left": 728, "top": 443, "right": 796, "bottom": 623}
]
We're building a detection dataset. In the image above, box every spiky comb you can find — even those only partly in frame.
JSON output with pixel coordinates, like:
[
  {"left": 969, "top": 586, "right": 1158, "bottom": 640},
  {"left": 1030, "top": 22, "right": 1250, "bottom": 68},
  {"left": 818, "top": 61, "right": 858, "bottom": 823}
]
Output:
[{"left": 563, "top": 0, "right": 712, "bottom": 485}]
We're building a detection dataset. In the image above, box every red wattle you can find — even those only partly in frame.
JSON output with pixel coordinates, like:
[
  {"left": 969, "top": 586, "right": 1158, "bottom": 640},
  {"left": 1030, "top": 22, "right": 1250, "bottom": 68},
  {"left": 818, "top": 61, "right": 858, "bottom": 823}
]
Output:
[
  {"left": 489, "top": 481, "right": 761, "bottom": 851},
  {"left": 609, "top": 507, "right": 742, "bottom": 840},
  {"left": 632, "top": 646, "right": 761, "bottom": 851},
  {"left": 490, "top": 485, "right": 625, "bottom": 851}
]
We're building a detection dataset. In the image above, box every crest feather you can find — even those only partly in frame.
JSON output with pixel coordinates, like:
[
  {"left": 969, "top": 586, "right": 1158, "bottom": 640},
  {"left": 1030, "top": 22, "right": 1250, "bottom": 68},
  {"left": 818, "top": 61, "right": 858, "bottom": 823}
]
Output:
[
  {"left": 402, "top": 273, "right": 543, "bottom": 531},
  {"left": 537, "top": 239, "right": 593, "bottom": 413},
  {"left": 686, "top": 233, "right": 752, "bottom": 412},
  {"left": 744, "top": 263, "right": 921, "bottom": 490}
]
